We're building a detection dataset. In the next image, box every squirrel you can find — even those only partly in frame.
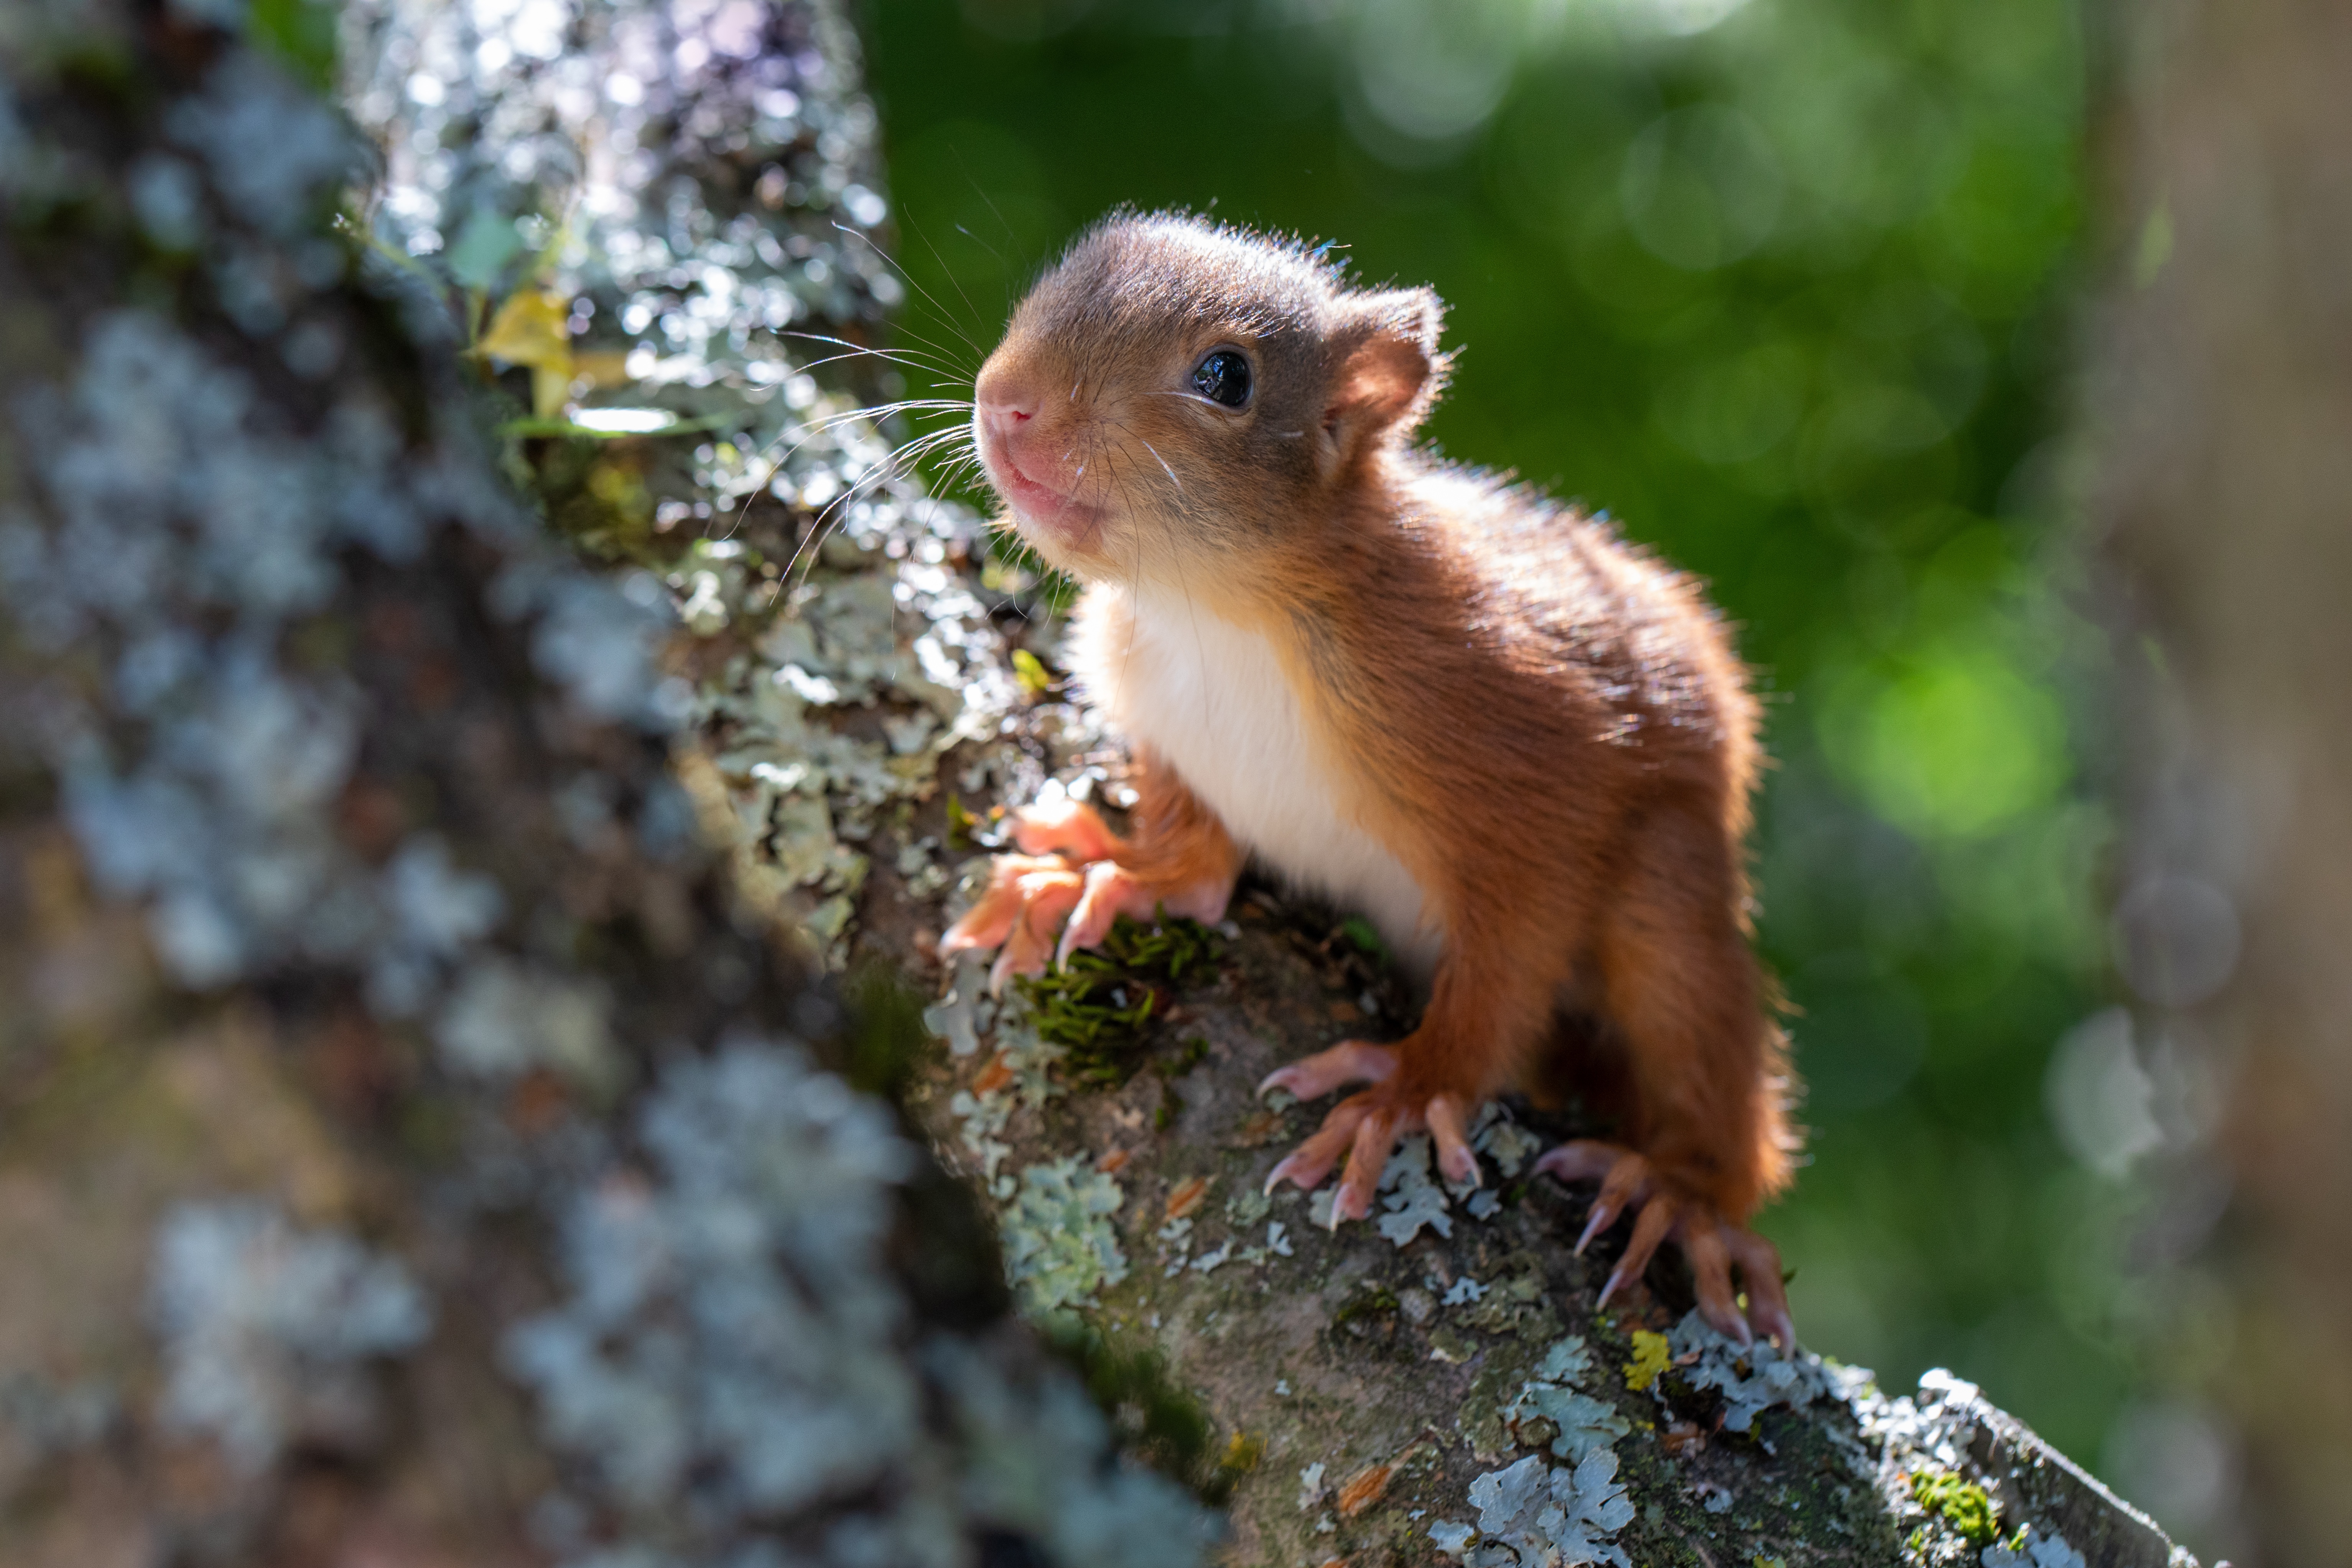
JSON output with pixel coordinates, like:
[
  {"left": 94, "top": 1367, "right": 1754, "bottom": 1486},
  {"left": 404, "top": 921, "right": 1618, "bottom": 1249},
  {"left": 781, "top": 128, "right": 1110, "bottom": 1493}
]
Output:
[{"left": 939, "top": 212, "right": 1801, "bottom": 1348}]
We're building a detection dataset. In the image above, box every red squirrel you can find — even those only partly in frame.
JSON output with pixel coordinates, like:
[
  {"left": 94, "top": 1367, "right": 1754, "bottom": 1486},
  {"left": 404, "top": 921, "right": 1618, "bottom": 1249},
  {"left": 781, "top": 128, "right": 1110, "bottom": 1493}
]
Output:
[{"left": 939, "top": 212, "right": 1801, "bottom": 1347}]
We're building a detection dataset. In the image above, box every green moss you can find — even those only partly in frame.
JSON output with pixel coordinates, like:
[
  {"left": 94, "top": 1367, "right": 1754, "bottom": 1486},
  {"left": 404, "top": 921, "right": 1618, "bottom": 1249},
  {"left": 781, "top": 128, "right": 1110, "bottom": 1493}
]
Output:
[
  {"left": 1015, "top": 913, "right": 1220, "bottom": 1084},
  {"left": 1331, "top": 1284, "right": 1401, "bottom": 1329},
  {"left": 843, "top": 961, "right": 928, "bottom": 1099},
  {"left": 1338, "top": 916, "right": 1386, "bottom": 961},
  {"left": 1908, "top": 1467, "right": 1998, "bottom": 1546},
  {"left": 1045, "top": 1323, "right": 1229, "bottom": 1500}
]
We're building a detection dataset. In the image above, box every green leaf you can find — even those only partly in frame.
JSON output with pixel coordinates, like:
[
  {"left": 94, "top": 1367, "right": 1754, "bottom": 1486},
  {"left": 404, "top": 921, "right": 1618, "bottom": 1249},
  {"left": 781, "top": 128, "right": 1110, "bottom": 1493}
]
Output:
[{"left": 446, "top": 207, "right": 526, "bottom": 293}]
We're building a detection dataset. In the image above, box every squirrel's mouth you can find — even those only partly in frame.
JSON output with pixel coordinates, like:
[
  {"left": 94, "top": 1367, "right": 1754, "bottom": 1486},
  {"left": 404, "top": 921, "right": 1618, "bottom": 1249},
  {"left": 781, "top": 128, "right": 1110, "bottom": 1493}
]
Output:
[{"left": 981, "top": 442, "right": 1106, "bottom": 547}]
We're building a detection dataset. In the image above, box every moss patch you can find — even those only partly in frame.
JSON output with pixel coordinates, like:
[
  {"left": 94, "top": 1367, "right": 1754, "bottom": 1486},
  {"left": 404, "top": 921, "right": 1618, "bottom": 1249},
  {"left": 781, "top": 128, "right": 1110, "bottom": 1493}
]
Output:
[
  {"left": 1909, "top": 1466, "right": 1998, "bottom": 1545},
  {"left": 1016, "top": 913, "right": 1221, "bottom": 1083}
]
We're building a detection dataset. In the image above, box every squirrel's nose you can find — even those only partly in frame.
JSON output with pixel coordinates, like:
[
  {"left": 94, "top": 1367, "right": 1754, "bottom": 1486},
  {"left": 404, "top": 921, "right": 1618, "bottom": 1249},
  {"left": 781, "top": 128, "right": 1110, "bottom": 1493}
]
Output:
[
  {"left": 974, "top": 366, "right": 1041, "bottom": 444},
  {"left": 978, "top": 402, "right": 1033, "bottom": 443}
]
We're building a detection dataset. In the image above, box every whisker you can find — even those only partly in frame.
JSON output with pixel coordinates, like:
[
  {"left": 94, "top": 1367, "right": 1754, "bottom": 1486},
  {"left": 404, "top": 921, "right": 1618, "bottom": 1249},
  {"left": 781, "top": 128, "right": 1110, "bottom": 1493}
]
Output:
[
  {"left": 782, "top": 413, "right": 983, "bottom": 573},
  {"left": 832, "top": 221, "right": 987, "bottom": 359},
  {"left": 951, "top": 145, "right": 1020, "bottom": 259},
  {"left": 952, "top": 220, "right": 1007, "bottom": 265},
  {"left": 718, "top": 402, "right": 972, "bottom": 538},
  {"left": 796, "top": 397, "right": 978, "bottom": 428},
  {"left": 727, "top": 399, "right": 973, "bottom": 549},
  {"left": 779, "top": 330, "right": 969, "bottom": 382},
  {"left": 788, "top": 348, "right": 958, "bottom": 382},
  {"left": 903, "top": 208, "right": 995, "bottom": 347},
  {"left": 930, "top": 451, "right": 988, "bottom": 501},
  {"left": 872, "top": 316, "right": 988, "bottom": 382}
]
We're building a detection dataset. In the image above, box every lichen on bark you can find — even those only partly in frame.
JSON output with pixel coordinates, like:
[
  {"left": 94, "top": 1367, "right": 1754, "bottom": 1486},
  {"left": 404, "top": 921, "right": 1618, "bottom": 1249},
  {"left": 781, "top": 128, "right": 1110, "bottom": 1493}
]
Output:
[{"left": 0, "top": 2, "right": 1212, "bottom": 1564}]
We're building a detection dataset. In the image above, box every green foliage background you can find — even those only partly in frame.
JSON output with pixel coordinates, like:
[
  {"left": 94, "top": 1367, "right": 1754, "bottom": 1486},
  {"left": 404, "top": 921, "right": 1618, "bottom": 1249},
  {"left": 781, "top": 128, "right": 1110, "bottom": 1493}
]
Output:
[{"left": 859, "top": 0, "right": 2136, "bottom": 1480}]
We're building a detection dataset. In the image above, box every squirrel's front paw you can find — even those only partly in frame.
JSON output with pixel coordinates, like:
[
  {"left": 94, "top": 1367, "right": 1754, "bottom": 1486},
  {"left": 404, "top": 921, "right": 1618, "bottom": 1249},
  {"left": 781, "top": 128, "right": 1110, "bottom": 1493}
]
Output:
[
  {"left": 940, "top": 795, "right": 1234, "bottom": 990},
  {"left": 939, "top": 852, "right": 1087, "bottom": 992},
  {"left": 1007, "top": 795, "right": 1123, "bottom": 863},
  {"left": 938, "top": 844, "right": 1229, "bottom": 992}
]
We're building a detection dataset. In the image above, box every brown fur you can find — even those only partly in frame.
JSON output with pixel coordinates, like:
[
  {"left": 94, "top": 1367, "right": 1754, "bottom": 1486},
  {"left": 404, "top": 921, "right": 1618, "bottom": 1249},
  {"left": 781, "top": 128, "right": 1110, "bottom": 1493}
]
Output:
[{"left": 970, "top": 212, "right": 1797, "bottom": 1227}]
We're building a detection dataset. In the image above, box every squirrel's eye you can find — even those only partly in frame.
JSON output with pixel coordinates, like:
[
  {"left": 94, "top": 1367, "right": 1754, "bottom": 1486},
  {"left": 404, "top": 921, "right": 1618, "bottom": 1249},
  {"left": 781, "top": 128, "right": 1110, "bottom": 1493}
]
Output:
[{"left": 1192, "top": 350, "right": 1252, "bottom": 408}]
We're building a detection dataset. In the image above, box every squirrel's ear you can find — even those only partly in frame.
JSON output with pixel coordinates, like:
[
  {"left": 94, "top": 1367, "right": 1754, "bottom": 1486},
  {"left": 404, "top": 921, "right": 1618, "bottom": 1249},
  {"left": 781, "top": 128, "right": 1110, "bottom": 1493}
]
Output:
[{"left": 1324, "top": 288, "right": 1448, "bottom": 458}]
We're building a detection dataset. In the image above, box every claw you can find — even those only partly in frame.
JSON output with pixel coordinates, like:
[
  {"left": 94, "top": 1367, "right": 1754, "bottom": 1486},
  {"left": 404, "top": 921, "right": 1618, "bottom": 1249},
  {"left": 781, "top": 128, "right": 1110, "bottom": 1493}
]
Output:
[
  {"left": 945, "top": 855, "right": 1084, "bottom": 987},
  {"left": 1428, "top": 1095, "right": 1480, "bottom": 1188},
  {"left": 1598, "top": 1196, "right": 1679, "bottom": 1308},
  {"left": 1753, "top": 1300, "right": 1797, "bottom": 1355},
  {"left": 1726, "top": 1227, "right": 1795, "bottom": 1352},
  {"left": 1685, "top": 1212, "right": 1753, "bottom": 1347},
  {"left": 1263, "top": 1099, "right": 1370, "bottom": 1195},
  {"left": 1260, "top": 1051, "right": 1498, "bottom": 1238},
  {"left": 1596, "top": 1265, "right": 1629, "bottom": 1310},
  {"left": 1257, "top": 1040, "right": 1397, "bottom": 1102},
  {"left": 1560, "top": 1144, "right": 1653, "bottom": 1255},
  {"left": 1575, "top": 1200, "right": 1621, "bottom": 1257},
  {"left": 980, "top": 871, "right": 1084, "bottom": 993},
  {"left": 1532, "top": 1139, "right": 1621, "bottom": 1186},
  {"left": 1054, "top": 858, "right": 1160, "bottom": 970},
  {"left": 941, "top": 853, "right": 1062, "bottom": 956},
  {"left": 1261, "top": 1075, "right": 1474, "bottom": 1234},
  {"left": 1539, "top": 1135, "right": 1798, "bottom": 1348},
  {"left": 1328, "top": 1107, "right": 1394, "bottom": 1226}
]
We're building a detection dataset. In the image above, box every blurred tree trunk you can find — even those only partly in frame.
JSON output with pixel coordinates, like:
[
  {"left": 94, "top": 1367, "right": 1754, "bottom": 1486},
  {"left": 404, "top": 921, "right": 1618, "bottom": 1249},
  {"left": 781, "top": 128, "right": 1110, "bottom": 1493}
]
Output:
[
  {"left": 0, "top": 3, "right": 1213, "bottom": 1565},
  {"left": 2092, "top": 3, "right": 2352, "bottom": 1564}
]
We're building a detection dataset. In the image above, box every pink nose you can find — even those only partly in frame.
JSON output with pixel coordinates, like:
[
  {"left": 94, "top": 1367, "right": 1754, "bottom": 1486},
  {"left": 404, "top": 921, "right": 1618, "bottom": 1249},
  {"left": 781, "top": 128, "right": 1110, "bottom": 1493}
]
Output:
[
  {"left": 975, "top": 370, "right": 1040, "bottom": 449},
  {"left": 979, "top": 405, "right": 1032, "bottom": 448}
]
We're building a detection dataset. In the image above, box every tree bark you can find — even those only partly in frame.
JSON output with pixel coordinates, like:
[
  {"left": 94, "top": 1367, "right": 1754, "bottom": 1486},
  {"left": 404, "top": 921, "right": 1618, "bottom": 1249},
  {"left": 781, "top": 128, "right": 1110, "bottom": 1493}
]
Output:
[
  {"left": 2091, "top": 3, "right": 2352, "bottom": 1564},
  {"left": 0, "top": 4, "right": 1210, "bottom": 1565}
]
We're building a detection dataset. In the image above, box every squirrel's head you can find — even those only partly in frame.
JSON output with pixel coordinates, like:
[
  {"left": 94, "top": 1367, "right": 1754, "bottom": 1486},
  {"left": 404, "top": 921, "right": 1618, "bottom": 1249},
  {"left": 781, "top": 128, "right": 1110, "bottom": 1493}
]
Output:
[{"left": 972, "top": 212, "right": 1448, "bottom": 597}]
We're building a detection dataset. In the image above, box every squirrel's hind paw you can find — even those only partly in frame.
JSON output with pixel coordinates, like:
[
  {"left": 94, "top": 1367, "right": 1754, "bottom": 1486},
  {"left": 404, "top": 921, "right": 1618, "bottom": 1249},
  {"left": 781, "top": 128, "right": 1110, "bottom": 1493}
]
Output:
[
  {"left": 1257, "top": 1039, "right": 1398, "bottom": 1102},
  {"left": 1261, "top": 1065, "right": 1484, "bottom": 1223},
  {"left": 1533, "top": 1139, "right": 1794, "bottom": 1351}
]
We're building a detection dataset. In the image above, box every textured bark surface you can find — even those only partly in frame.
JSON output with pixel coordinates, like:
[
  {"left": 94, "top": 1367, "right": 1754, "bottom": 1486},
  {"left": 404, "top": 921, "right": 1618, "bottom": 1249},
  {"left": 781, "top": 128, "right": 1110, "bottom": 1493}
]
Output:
[
  {"left": 2091, "top": 2, "right": 2352, "bottom": 1564},
  {"left": 0, "top": 3, "right": 1211, "bottom": 1565}
]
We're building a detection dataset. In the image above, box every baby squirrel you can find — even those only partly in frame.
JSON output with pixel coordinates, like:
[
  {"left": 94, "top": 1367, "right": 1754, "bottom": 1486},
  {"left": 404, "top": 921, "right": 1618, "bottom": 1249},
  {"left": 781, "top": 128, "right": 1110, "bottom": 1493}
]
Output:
[{"left": 941, "top": 212, "right": 1800, "bottom": 1348}]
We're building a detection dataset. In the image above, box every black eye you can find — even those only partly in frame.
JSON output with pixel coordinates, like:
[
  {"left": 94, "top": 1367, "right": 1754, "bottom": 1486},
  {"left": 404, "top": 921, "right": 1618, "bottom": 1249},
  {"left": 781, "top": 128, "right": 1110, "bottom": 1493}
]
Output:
[{"left": 1192, "top": 350, "right": 1252, "bottom": 408}]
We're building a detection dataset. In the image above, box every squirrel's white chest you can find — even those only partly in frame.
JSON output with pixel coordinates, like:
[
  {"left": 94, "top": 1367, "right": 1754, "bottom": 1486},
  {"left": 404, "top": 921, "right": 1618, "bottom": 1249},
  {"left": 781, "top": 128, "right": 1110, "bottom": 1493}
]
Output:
[{"left": 1070, "top": 586, "right": 1438, "bottom": 976}]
